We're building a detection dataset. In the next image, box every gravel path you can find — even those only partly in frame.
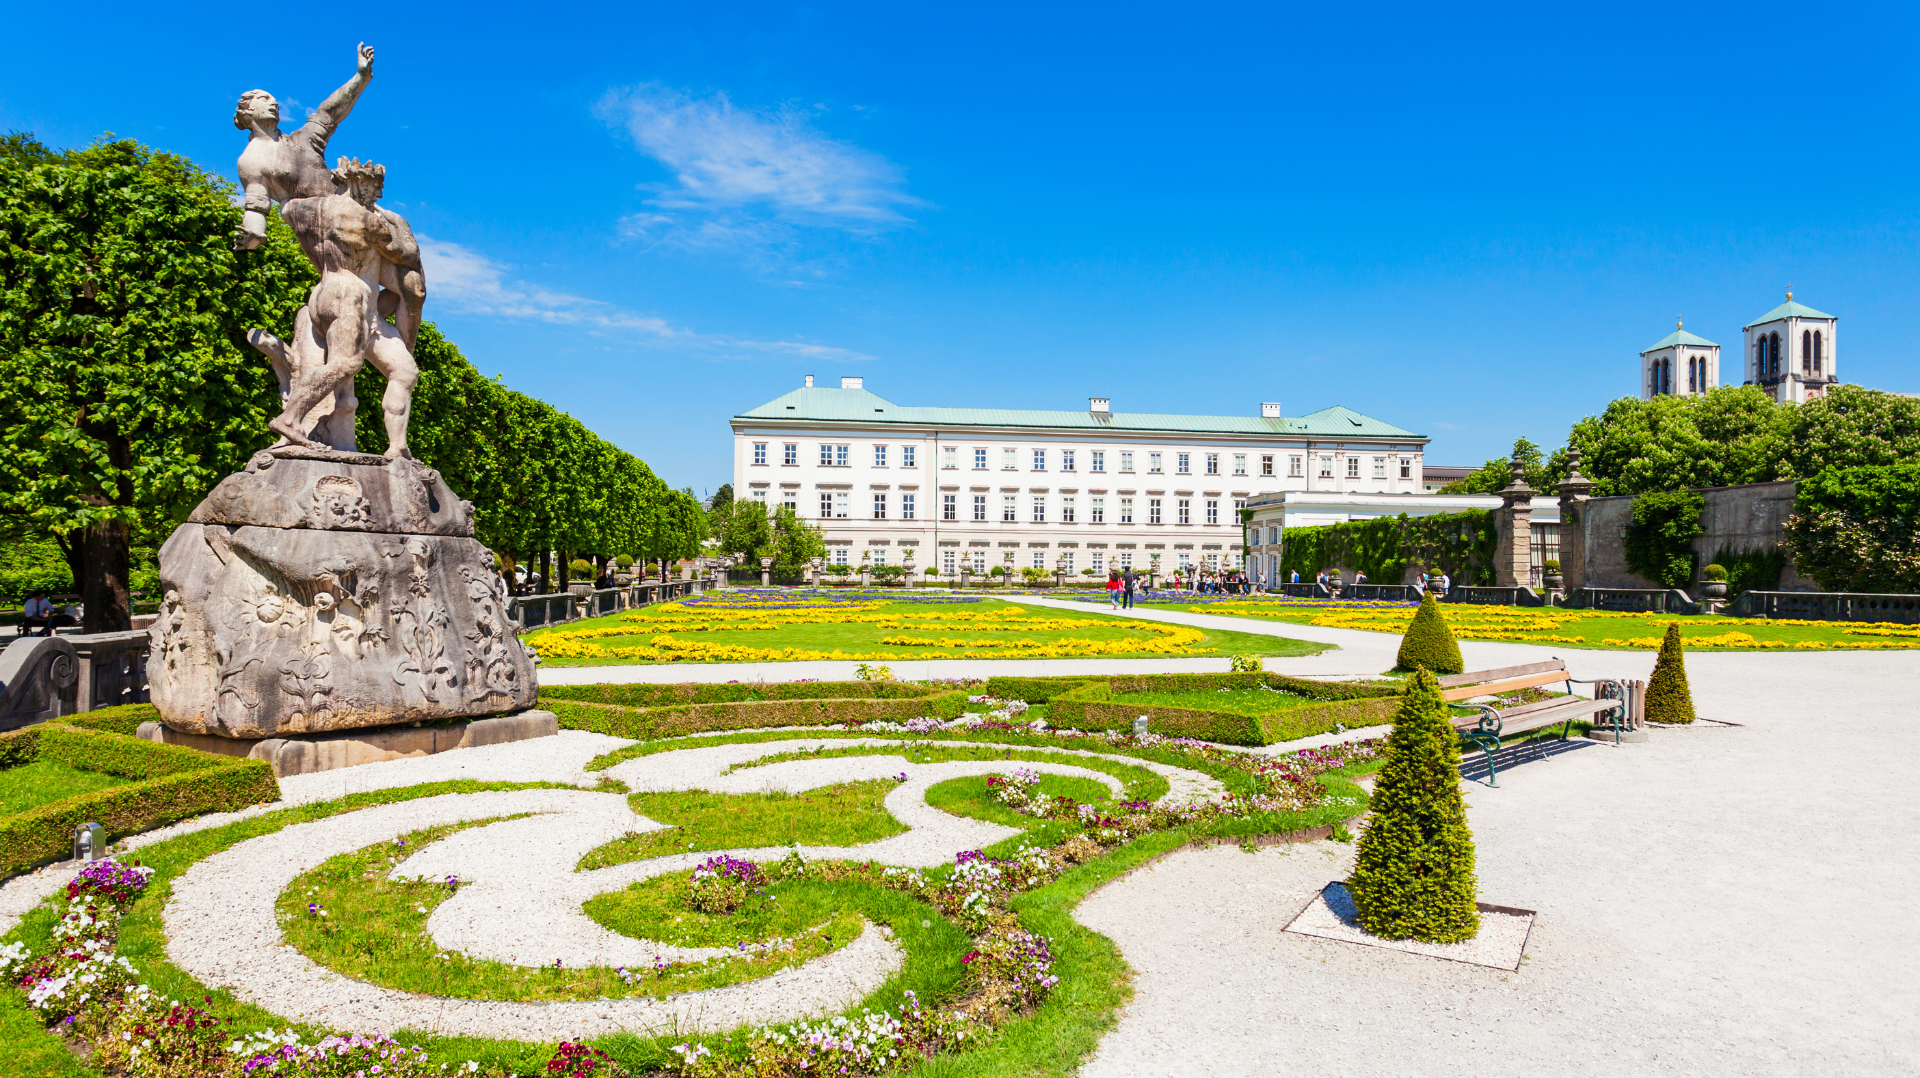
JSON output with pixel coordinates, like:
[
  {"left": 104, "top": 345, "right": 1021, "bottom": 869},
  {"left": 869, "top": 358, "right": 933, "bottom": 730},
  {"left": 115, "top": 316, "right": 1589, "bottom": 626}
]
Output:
[
  {"left": 164, "top": 789, "right": 905, "bottom": 1039},
  {"left": 145, "top": 735, "right": 1224, "bottom": 1037},
  {"left": 1073, "top": 647, "right": 1920, "bottom": 1077}
]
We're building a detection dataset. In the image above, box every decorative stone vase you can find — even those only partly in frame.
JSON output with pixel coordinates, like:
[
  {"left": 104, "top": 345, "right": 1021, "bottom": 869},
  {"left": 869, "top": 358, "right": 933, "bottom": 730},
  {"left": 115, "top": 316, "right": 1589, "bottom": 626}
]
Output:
[
  {"left": 1544, "top": 573, "right": 1565, "bottom": 590},
  {"left": 148, "top": 448, "right": 537, "bottom": 739},
  {"left": 567, "top": 582, "right": 594, "bottom": 597},
  {"left": 613, "top": 572, "right": 633, "bottom": 587},
  {"left": 1702, "top": 580, "right": 1728, "bottom": 599}
]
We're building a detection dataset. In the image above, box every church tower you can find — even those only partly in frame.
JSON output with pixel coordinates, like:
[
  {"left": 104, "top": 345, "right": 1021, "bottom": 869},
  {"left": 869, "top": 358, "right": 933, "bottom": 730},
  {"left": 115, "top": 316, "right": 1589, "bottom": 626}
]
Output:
[
  {"left": 1743, "top": 292, "right": 1836, "bottom": 403},
  {"left": 1640, "top": 319, "right": 1720, "bottom": 399}
]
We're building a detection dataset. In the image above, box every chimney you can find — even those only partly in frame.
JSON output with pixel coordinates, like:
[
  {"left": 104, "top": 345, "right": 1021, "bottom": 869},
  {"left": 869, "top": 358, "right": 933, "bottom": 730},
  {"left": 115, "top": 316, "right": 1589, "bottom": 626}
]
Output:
[
  {"left": 804, "top": 374, "right": 814, "bottom": 388},
  {"left": 1261, "top": 402, "right": 1281, "bottom": 419},
  {"left": 1089, "top": 397, "right": 1110, "bottom": 414},
  {"left": 841, "top": 376, "right": 863, "bottom": 390}
]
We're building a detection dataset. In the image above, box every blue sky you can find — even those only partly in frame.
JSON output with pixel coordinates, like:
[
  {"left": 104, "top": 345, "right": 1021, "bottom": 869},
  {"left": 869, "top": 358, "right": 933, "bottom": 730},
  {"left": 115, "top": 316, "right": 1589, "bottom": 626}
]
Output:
[{"left": 6, "top": 2, "right": 1918, "bottom": 490}]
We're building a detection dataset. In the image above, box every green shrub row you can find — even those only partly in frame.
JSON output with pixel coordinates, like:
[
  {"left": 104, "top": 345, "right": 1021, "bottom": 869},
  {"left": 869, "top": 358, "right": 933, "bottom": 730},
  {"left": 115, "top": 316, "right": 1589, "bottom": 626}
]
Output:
[
  {"left": 59, "top": 703, "right": 160, "bottom": 737},
  {"left": 546, "top": 690, "right": 970, "bottom": 740},
  {"left": 0, "top": 724, "right": 280, "bottom": 880},
  {"left": 985, "top": 671, "right": 1399, "bottom": 704},
  {"left": 1040, "top": 674, "right": 1401, "bottom": 746},
  {"left": 539, "top": 680, "right": 946, "bottom": 708}
]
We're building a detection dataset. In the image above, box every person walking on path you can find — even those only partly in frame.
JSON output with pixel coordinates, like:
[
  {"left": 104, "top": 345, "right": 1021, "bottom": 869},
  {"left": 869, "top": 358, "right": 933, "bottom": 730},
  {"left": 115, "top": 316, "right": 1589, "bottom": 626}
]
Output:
[
  {"left": 1438, "top": 571, "right": 1451, "bottom": 598},
  {"left": 1106, "top": 569, "right": 1122, "bottom": 610},
  {"left": 1122, "top": 566, "right": 1136, "bottom": 609}
]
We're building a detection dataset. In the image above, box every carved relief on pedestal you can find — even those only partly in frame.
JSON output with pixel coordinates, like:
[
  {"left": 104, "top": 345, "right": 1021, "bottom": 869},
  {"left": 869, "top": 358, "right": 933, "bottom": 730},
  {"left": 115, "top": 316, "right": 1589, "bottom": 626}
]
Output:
[{"left": 306, "top": 475, "right": 375, "bottom": 530}]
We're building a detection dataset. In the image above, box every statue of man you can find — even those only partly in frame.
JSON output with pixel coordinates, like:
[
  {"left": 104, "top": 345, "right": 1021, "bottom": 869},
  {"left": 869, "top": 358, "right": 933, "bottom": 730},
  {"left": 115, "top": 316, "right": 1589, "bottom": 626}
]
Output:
[
  {"left": 255, "top": 158, "right": 420, "bottom": 456},
  {"left": 233, "top": 43, "right": 426, "bottom": 455}
]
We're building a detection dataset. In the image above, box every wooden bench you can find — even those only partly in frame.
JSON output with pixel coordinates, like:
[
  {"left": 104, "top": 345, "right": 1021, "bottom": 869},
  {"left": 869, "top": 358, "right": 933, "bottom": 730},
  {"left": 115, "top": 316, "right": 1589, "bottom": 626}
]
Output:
[{"left": 1436, "top": 660, "right": 1625, "bottom": 786}]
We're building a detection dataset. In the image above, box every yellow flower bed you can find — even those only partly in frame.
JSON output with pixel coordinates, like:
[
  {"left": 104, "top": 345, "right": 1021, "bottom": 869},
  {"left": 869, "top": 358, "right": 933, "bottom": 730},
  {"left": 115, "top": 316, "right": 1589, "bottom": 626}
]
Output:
[
  {"left": 1188, "top": 601, "right": 1920, "bottom": 650},
  {"left": 529, "top": 602, "right": 1214, "bottom": 662}
]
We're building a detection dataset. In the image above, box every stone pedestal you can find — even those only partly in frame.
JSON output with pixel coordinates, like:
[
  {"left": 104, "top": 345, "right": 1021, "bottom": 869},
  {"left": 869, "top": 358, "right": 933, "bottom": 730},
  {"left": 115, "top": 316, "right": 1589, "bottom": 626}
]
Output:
[
  {"left": 148, "top": 447, "right": 538, "bottom": 739},
  {"left": 137, "top": 710, "right": 558, "bottom": 776},
  {"left": 1555, "top": 448, "right": 1595, "bottom": 594}
]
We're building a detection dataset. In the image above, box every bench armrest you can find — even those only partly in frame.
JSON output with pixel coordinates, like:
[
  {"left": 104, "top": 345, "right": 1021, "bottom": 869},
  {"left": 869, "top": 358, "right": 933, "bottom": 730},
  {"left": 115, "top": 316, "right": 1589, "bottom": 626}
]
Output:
[
  {"left": 1568, "top": 677, "right": 1627, "bottom": 724},
  {"left": 1471, "top": 704, "right": 1503, "bottom": 740}
]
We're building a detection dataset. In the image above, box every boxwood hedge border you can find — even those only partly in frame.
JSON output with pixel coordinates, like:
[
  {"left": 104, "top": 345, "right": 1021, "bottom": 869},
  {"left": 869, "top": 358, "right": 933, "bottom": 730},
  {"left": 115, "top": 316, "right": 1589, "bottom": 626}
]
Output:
[
  {"left": 988, "top": 672, "right": 1403, "bottom": 746},
  {"left": 541, "top": 683, "right": 970, "bottom": 741},
  {"left": 0, "top": 723, "right": 280, "bottom": 882}
]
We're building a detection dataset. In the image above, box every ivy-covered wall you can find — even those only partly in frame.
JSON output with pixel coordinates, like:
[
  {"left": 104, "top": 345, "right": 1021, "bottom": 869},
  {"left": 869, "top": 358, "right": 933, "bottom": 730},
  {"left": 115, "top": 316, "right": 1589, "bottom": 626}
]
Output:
[{"left": 1280, "top": 510, "right": 1498, "bottom": 586}]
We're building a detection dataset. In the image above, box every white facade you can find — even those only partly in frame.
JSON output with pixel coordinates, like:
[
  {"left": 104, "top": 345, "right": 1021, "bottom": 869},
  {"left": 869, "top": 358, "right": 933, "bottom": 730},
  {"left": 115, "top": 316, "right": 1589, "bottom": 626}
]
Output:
[
  {"left": 730, "top": 379, "right": 1429, "bottom": 578},
  {"left": 1742, "top": 293, "right": 1837, "bottom": 403},
  {"left": 1640, "top": 321, "right": 1720, "bottom": 399}
]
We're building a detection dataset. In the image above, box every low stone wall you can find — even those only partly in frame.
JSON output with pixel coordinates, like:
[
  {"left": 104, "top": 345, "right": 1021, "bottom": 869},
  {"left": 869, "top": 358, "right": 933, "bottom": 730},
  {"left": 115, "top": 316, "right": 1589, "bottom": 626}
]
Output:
[{"left": 1576, "top": 480, "right": 1821, "bottom": 592}]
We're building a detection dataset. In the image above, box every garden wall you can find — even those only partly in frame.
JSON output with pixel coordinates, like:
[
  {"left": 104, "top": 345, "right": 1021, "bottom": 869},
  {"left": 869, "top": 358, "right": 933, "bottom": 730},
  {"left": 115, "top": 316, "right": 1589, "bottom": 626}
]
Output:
[{"left": 1577, "top": 481, "right": 1820, "bottom": 592}]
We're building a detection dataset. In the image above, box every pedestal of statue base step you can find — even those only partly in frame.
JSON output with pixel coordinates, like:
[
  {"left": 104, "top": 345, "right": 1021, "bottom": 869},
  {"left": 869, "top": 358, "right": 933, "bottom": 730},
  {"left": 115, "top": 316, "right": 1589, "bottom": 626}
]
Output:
[{"left": 136, "top": 709, "right": 558, "bottom": 777}]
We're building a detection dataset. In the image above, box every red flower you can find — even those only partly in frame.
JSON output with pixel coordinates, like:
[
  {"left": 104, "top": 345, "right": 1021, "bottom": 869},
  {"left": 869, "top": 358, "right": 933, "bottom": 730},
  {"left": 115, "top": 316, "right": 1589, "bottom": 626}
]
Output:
[{"left": 962, "top": 950, "right": 979, "bottom": 964}]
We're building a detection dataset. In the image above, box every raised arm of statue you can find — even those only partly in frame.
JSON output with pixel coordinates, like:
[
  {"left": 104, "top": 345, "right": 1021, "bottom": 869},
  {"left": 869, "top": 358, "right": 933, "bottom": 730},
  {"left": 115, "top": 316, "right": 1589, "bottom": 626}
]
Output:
[{"left": 308, "top": 43, "right": 376, "bottom": 140}]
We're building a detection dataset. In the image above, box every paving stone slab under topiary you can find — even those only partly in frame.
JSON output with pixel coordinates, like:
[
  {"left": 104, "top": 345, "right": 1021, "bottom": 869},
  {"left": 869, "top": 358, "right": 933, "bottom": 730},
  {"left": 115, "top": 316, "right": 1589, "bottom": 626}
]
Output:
[{"left": 1284, "top": 880, "right": 1534, "bottom": 970}]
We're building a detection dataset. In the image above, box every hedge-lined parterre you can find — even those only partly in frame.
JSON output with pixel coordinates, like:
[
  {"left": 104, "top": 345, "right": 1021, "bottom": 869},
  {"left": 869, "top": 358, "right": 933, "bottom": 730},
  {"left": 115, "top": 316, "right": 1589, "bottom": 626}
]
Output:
[{"left": 0, "top": 722, "right": 279, "bottom": 881}]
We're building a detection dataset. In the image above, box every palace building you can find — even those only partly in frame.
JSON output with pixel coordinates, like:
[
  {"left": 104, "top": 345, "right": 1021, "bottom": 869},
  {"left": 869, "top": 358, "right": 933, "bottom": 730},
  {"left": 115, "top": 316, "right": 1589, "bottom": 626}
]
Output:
[
  {"left": 1642, "top": 291, "right": 1838, "bottom": 404},
  {"left": 730, "top": 377, "right": 1429, "bottom": 575}
]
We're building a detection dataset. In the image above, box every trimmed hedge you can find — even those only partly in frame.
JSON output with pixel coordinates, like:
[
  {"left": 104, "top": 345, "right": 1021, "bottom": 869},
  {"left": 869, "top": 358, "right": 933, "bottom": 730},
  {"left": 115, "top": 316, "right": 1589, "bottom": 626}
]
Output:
[
  {"left": 1034, "top": 672, "right": 1403, "bottom": 747},
  {"left": 60, "top": 703, "right": 160, "bottom": 737},
  {"left": 1395, "top": 592, "right": 1464, "bottom": 675},
  {"left": 540, "top": 680, "right": 947, "bottom": 708},
  {"left": 1645, "top": 623, "right": 1696, "bottom": 724},
  {"left": 0, "top": 724, "right": 280, "bottom": 880},
  {"left": 1348, "top": 668, "right": 1479, "bottom": 942},
  {"left": 546, "top": 690, "right": 970, "bottom": 741}
]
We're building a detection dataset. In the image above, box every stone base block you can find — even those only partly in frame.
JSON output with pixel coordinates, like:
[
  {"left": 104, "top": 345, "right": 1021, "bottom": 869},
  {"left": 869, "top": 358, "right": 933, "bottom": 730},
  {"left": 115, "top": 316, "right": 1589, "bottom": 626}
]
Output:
[
  {"left": 135, "top": 709, "right": 558, "bottom": 777},
  {"left": 1587, "top": 727, "right": 1650, "bottom": 744}
]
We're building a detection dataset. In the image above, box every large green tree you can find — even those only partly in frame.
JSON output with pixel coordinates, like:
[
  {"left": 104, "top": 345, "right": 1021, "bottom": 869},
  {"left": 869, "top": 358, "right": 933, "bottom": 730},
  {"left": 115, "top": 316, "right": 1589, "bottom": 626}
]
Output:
[
  {"left": 1781, "top": 463, "right": 1920, "bottom": 592},
  {"left": 0, "top": 136, "right": 310, "bottom": 629}
]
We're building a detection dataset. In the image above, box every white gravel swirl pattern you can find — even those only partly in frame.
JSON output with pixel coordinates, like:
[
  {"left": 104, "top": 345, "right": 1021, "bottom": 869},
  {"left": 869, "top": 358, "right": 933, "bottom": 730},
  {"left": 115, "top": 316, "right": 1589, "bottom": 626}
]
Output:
[
  {"left": 154, "top": 736, "right": 1226, "bottom": 1038},
  {"left": 164, "top": 789, "right": 904, "bottom": 1038}
]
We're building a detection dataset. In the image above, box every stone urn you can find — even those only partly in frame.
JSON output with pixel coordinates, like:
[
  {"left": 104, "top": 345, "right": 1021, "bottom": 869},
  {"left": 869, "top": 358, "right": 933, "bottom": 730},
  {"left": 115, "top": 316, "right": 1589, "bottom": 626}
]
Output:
[
  {"left": 1544, "top": 572, "right": 1565, "bottom": 590},
  {"left": 567, "top": 581, "right": 594, "bottom": 597},
  {"left": 613, "top": 572, "right": 633, "bottom": 587},
  {"left": 1701, "top": 580, "right": 1728, "bottom": 599}
]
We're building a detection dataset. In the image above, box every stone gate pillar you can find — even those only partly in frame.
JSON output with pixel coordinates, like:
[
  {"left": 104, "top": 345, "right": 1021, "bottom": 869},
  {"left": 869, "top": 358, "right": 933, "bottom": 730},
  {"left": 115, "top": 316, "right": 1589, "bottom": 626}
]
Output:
[
  {"left": 1495, "top": 450, "right": 1535, "bottom": 588},
  {"left": 1555, "top": 448, "right": 1594, "bottom": 594}
]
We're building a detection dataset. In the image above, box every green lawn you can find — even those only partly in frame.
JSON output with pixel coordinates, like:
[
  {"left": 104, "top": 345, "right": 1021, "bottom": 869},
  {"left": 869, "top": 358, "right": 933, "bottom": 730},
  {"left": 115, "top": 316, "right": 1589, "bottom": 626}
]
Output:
[
  {"left": 526, "top": 596, "right": 1328, "bottom": 667},
  {"left": 0, "top": 759, "right": 128, "bottom": 816},
  {"left": 1108, "top": 686, "right": 1338, "bottom": 717},
  {"left": 578, "top": 780, "right": 908, "bottom": 870}
]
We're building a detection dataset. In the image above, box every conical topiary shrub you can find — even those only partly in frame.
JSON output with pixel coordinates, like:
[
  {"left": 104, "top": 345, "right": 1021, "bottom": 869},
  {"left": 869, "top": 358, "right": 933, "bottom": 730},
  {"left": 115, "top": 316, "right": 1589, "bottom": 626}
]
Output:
[
  {"left": 1348, "top": 667, "right": 1479, "bottom": 942},
  {"left": 1645, "top": 622, "right": 1696, "bottom": 724},
  {"left": 1396, "top": 591, "right": 1464, "bottom": 675}
]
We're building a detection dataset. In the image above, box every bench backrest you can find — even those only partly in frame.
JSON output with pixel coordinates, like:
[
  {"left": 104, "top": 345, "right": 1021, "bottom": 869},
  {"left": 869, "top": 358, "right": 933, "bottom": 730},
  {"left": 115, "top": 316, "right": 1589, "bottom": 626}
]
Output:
[{"left": 1436, "top": 659, "right": 1569, "bottom": 702}]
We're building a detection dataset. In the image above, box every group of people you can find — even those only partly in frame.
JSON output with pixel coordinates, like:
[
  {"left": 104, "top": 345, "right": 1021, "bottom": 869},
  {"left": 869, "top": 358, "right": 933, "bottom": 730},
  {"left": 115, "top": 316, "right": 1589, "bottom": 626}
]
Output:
[{"left": 17, "top": 592, "right": 76, "bottom": 637}]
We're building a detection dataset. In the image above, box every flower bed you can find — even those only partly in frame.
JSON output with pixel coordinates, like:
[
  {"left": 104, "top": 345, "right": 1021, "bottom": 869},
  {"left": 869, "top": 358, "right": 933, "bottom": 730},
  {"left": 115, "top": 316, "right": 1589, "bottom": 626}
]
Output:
[
  {"left": 0, "top": 704, "right": 1384, "bottom": 1078},
  {"left": 525, "top": 599, "right": 1218, "bottom": 663},
  {"left": 1195, "top": 600, "right": 1920, "bottom": 650}
]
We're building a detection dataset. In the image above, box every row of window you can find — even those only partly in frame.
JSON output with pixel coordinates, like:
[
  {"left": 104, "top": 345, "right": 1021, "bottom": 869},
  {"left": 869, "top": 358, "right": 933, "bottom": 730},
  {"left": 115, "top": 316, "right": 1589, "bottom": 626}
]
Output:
[
  {"left": 1753, "top": 329, "right": 1826, "bottom": 381},
  {"left": 751, "top": 442, "right": 1414, "bottom": 480},
  {"left": 826, "top": 548, "right": 1239, "bottom": 573},
  {"left": 807, "top": 493, "right": 1245, "bottom": 524}
]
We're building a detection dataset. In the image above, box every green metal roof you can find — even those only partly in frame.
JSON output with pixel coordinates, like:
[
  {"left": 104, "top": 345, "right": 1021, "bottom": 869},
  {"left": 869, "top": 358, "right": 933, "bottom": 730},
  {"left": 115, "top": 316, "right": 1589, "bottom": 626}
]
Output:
[
  {"left": 733, "top": 388, "right": 1422, "bottom": 439},
  {"left": 1745, "top": 299, "right": 1834, "bottom": 327},
  {"left": 1641, "top": 328, "right": 1719, "bottom": 353}
]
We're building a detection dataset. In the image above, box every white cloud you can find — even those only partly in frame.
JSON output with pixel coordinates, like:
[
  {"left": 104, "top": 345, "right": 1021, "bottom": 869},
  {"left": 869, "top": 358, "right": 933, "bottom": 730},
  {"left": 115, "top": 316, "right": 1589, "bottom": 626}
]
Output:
[
  {"left": 419, "top": 237, "right": 875, "bottom": 362},
  {"left": 596, "top": 84, "right": 920, "bottom": 247}
]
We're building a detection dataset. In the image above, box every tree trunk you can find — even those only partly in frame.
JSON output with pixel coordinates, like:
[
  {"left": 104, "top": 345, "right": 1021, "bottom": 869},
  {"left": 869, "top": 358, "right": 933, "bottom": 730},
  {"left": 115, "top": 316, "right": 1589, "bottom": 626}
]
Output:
[
  {"left": 539, "top": 549, "right": 552, "bottom": 595},
  {"left": 80, "top": 518, "right": 132, "bottom": 633},
  {"left": 557, "top": 549, "right": 570, "bottom": 590}
]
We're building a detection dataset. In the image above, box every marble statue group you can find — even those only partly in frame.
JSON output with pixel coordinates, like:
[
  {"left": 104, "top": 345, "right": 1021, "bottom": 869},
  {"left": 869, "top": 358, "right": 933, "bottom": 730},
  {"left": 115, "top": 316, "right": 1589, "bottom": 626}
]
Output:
[
  {"left": 143, "top": 45, "right": 538, "bottom": 742},
  {"left": 233, "top": 43, "right": 424, "bottom": 458}
]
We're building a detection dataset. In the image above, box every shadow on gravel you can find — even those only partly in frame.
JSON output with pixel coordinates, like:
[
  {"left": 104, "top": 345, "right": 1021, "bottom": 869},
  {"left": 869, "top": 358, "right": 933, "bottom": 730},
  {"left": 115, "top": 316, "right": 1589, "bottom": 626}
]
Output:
[{"left": 1458, "top": 737, "right": 1600, "bottom": 785}]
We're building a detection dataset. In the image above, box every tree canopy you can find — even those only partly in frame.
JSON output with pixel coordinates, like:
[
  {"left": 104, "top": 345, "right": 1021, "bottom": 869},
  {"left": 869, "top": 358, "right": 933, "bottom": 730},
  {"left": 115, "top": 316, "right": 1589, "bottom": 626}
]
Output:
[{"left": 0, "top": 133, "right": 689, "bottom": 620}]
